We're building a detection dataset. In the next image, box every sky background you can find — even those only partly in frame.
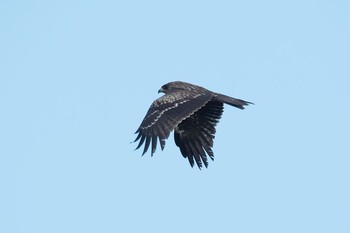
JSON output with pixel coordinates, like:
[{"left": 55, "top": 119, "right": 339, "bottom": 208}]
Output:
[{"left": 1, "top": 1, "right": 349, "bottom": 232}]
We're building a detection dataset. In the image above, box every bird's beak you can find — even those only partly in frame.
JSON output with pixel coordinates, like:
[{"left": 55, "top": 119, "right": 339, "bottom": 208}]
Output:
[{"left": 158, "top": 88, "right": 164, "bottom": 93}]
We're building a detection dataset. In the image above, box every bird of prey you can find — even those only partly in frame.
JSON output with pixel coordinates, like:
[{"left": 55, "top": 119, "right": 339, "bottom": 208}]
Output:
[{"left": 134, "top": 81, "right": 252, "bottom": 169}]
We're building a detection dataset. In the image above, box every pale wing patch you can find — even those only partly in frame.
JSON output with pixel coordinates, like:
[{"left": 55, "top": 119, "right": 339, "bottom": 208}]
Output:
[{"left": 141, "top": 100, "right": 189, "bottom": 129}]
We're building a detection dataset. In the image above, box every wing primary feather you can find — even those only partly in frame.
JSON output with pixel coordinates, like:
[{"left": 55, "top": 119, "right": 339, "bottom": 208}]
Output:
[
  {"left": 151, "top": 135, "right": 157, "bottom": 156},
  {"left": 202, "top": 144, "right": 214, "bottom": 161},
  {"left": 198, "top": 130, "right": 213, "bottom": 147},
  {"left": 189, "top": 142, "right": 202, "bottom": 169},
  {"left": 174, "top": 131, "right": 187, "bottom": 158},
  {"left": 157, "top": 122, "right": 167, "bottom": 139},
  {"left": 195, "top": 141, "right": 208, "bottom": 168},
  {"left": 135, "top": 135, "right": 146, "bottom": 150},
  {"left": 152, "top": 125, "right": 159, "bottom": 136},
  {"left": 182, "top": 143, "right": 195, "bottom": 167},
  {"left": 187, "top": 154, "right": 195, "bottom": 168},
  {"left": 134, "top": 131, "right": 142, "bottom": 142},
  {"left": 159, "top": 137, "right": 165, "bottom": 151},
  {"left": 142, "top": 136, "right": 151, "bottom": 156}
]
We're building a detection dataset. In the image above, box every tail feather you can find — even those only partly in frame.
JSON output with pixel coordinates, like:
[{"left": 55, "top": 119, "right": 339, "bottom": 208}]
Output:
[{"left": 214, "top": 93, "right": 253, "bottom": 109}]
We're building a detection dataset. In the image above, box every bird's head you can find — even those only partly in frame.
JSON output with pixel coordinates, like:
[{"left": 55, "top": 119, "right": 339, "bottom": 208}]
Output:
[{"left": 158, "top": 81, "right": 196, "bottom": 94}]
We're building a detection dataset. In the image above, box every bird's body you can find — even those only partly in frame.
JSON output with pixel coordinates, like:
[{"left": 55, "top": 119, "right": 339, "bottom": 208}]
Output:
[{"left": 134, "top": 81, "right": 252, "bottom": 169}]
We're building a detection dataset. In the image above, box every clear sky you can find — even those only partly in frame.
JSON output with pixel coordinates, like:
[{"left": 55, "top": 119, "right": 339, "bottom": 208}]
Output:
[{"left": 1, "top": 1, "right": 349, "bottom": 232}]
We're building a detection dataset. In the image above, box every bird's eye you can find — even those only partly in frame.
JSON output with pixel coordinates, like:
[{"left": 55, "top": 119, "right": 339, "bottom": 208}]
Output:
[{"left": 162, "top": 85, "right": 168, "bottom": 90}]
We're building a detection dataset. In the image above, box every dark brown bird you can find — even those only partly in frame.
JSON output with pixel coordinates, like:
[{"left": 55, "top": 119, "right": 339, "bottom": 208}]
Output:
[{"left": 134, "top": 81, "right": 252, "bottom": 169}]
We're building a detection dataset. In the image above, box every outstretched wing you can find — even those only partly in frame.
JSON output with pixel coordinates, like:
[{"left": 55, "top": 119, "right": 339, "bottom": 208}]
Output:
[
  {"left": 134, "top": 91, "right": 213, "bottom": 156},
  {"left": 174, "top": 99, "right": 224, "bottom": 169}
]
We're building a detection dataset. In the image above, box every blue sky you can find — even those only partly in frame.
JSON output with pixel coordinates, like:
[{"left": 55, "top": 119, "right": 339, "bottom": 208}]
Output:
[{"left": 1, "top": 1, "right": 349, "bottom": 232}]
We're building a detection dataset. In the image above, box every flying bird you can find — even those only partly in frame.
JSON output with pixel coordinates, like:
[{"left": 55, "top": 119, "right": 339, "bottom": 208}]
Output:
[{"left": 134, "top": 81, "right": 252, "bottom": 169}]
